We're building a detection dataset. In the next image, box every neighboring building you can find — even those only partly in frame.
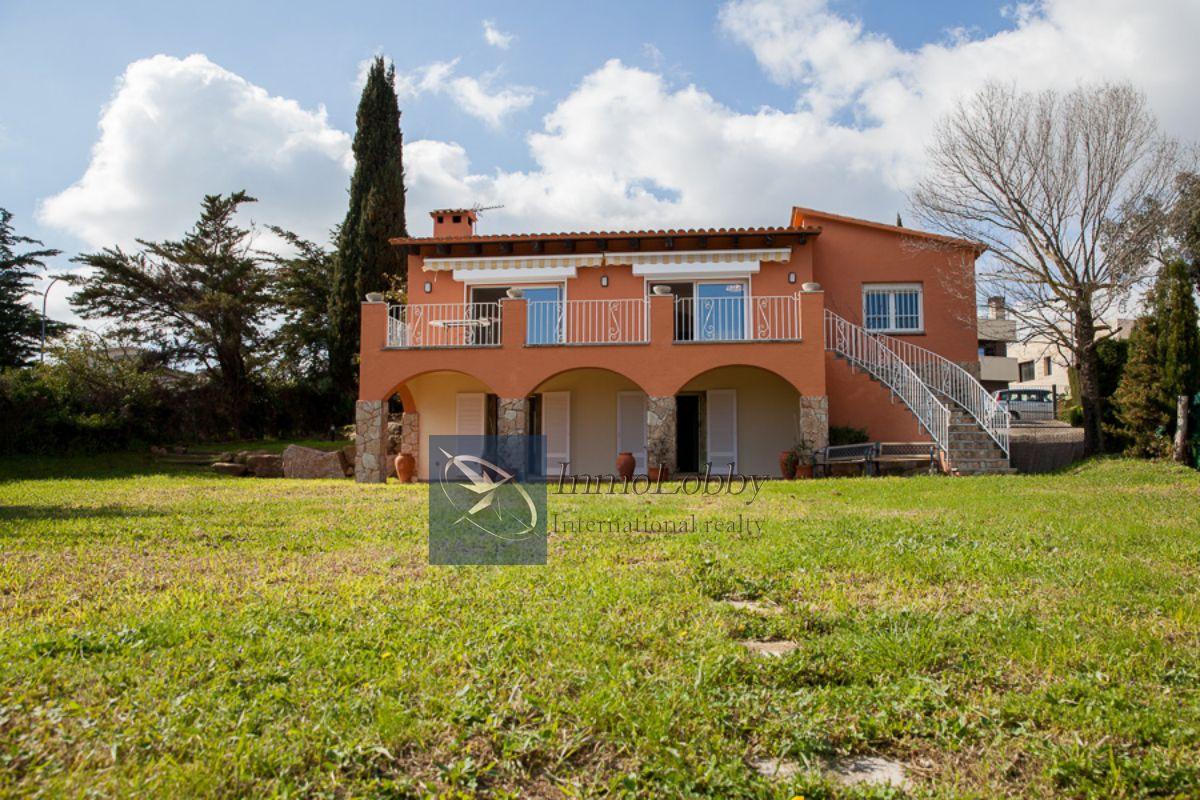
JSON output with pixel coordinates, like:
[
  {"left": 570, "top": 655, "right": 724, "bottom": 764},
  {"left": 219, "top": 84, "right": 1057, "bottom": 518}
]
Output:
[
  {"left": 1008, "top": 318, "right": 1135, "bottom": 395},
  {"left": 977, "top": 296, "right": 1018, "bottom": 393},
  {"left": 354, "top": 206, "right": 1013, "bottom": 481}
]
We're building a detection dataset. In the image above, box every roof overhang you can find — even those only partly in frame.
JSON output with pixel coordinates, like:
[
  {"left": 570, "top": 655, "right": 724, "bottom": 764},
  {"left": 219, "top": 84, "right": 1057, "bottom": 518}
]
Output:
[{"left": 423, "top": 248, "right": 792, "bottom": 280}]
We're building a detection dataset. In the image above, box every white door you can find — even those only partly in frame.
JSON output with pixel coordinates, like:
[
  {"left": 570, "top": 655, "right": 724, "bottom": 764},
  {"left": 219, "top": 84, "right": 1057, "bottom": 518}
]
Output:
[
  {"left": 617, "top": 391, "right": 647, "bottom": 473},
  {"left": 455, "top": 392, "right": 486, "bottom": 436},
  {"left": 706, "top": 389, "right": 737, "bottom": 472},
  {"left": 542, "top": 391, "right": 571, "bottom": 474}
]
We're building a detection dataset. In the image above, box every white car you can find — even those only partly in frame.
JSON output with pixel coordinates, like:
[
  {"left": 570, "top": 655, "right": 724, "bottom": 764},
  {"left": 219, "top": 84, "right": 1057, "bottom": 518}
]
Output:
[{"left": 995, "top": 388, "right": 1056, "bottom": 421}]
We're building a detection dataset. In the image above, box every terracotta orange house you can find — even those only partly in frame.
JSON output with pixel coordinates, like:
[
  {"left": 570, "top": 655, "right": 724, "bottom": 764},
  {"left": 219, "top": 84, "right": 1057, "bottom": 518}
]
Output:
[{"left": 353, "top": 206, "right": 1012, "bottom": 481}]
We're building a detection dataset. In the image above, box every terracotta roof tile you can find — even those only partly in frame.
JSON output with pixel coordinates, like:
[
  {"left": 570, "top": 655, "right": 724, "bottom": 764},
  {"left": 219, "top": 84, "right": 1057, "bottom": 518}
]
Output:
[{"left": 391, "top": 225, "right": 819, "bottom": 246}]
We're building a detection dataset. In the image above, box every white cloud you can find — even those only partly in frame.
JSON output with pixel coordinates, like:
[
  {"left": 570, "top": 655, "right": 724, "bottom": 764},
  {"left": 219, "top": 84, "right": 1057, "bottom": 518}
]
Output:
[
  {"left": 406, "top": 0, "right": 1200, "bottom": 235},
  {"left": 38, "top": 54, "right": 351, "bottom": 249},
  {"left": 483, "top": 20, "right": 514, "bottom": 50},
  {"left": 393, "top": 59, "right": 534, "bottom": 127},
  {"left": 37, "top": 0, "right": 1200, "bottom": 268}
]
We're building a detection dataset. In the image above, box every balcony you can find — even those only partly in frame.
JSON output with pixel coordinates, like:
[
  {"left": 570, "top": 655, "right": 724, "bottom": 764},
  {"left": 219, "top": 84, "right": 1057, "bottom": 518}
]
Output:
[
  {"left": 387, "top": 302, "right": 503, "bottom": 348},
  {"left": 673, "top": 295, "right": 802, "bottom": 343},
  {"left": 385, "top": 296, "right": 802, "bottom": 349},
  {"left": 979, "top": 355, "right": 1019, "bottom": 383}
]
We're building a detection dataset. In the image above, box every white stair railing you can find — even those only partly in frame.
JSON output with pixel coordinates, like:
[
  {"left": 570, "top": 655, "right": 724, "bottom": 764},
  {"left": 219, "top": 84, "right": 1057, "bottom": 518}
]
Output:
[
  {"left": 824, "top": 310, "right": 950, "bottom": 454},
  {"left": 873, "top": 331, "right": 1011, "bottom": 455}
]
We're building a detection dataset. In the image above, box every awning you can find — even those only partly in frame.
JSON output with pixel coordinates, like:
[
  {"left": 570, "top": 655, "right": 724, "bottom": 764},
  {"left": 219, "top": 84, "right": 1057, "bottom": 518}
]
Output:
[
  {"left": 605, "top": 248, "right": 792, "bottom": 266},
  {"left": 424, "top": 253, "right": 605, "bottom": 272}
]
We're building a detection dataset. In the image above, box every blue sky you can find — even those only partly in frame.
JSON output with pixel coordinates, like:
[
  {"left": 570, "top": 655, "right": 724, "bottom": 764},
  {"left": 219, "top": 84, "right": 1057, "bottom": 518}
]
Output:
[{"left": 1, "top": 0, "right": 1197, "bottom": 324}]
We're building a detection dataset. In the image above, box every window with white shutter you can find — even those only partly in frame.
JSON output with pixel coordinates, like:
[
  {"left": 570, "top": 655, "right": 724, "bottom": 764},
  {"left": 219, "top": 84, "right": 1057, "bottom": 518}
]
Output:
[{"left": 705, "top": 389, "right": 737, "bottom": 472}]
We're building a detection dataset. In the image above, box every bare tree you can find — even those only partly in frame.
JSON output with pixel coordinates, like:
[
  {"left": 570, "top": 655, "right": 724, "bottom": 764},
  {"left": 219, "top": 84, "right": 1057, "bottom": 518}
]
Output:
[{"left": 912, "top": 82, "right": 1180, "bottom": 454}]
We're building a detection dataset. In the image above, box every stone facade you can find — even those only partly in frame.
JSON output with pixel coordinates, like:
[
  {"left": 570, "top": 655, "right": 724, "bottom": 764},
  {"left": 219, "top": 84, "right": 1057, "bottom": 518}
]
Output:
[
  {"left": 400, "top": 411, "right": 420, "bottom": 457},
  {"left": 646, "top": 395, "right": 677, "bottom": 471},
  {"left": 496, "top": 398, "right": 529, "bottom": 471},
  {"left": 798, "top": 395, "right": 830, "bottom": 451},
  {"left": 355, "top": 400, "right": 388, "bottom": 483},
  {"left": 497, "top": 398, "right": 528, "bottom": 437}
]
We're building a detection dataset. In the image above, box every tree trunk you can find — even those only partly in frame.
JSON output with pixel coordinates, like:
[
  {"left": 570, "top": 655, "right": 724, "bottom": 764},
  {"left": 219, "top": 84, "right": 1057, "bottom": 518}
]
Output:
[
  {"left": 1075, "top": 309, "right": 1105, "bottom": 455},
  {"left": 1176, "top": 395, "right": 1191, "bottom": 464}
]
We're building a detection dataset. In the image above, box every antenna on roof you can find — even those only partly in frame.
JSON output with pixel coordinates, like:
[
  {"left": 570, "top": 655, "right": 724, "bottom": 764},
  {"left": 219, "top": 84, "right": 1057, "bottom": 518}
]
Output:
[{"left": 471, "top": 203, "right": 504, "bottom": 215}]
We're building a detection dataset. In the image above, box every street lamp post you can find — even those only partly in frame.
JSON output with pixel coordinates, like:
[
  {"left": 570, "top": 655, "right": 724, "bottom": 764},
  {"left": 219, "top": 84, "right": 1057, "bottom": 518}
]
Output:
[{"left": 40, "top": 274, "right": 68, "bottom": 363}]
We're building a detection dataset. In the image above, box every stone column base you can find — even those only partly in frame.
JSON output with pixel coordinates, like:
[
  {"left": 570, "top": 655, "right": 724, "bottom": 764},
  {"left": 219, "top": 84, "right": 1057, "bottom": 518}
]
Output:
[
  {"left": 798, "top": 395, "right": 830, "bottom": 451},
  {"left": 355, "top": 400, "right": 388, "bottom": 483}
]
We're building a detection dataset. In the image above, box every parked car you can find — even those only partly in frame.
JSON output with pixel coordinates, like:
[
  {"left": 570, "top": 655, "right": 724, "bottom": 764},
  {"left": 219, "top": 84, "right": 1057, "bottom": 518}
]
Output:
[{"left": 994, "top": 388, "right": 1056, "bottom": 421}]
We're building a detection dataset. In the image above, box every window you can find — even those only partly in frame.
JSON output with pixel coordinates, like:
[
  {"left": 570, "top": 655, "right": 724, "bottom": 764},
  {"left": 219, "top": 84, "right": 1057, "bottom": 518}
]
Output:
[
  {"left": 1019, "top": 360, "right": 1035, "bottom": 382},
  {"left": 863, "top": 284, "right": 923, "bottom": 332},
  {"left": 1043, "top": 357, "right": 1053, "bottom": 375}
]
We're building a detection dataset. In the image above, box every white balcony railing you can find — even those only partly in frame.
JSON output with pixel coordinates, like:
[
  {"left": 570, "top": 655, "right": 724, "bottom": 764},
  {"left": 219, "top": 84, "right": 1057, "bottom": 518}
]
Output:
[
  {"left": 526, "top": 299, "right": 649, "bottom": 345},
  {"left": 673, "top": 295, "right": 802, "bottom": 342},
  {"left": 387, "top": 302, "right": 502, "bottom": 348}
]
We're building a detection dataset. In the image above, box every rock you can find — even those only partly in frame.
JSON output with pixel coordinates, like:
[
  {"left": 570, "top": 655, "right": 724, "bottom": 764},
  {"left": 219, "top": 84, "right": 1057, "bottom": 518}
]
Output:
[
  {"left": 234, "top": 450, "right": 251, "bottom": 465},
  {"left": 171, "top": 445, "right": 188, "bottom": 455},
  {"left": 751, "top": 758, "right": 803, "bottom": 780},
  {"left": 282, "top": 445, "right": 350, "bottom": 479},
  {"left": 246, "top": 453, "right": 283, "bottom": 478},
  {"left": 213, "top": 451, "right": 235, "bottom": 464},
  {"left": 825, "top": 756, "right": 910, "bottom": 789},
  {"left": 741, "top": 640, "right": 800, "bottom": 657},
  {"left": 149, "top": 445, "right": 168, "bottom": 456},
  {"left": 212, "top": 461, "right": 248, "bottom": 477},
  {"left": 341, "top": 445, "right": 357, "bottom": 477}
]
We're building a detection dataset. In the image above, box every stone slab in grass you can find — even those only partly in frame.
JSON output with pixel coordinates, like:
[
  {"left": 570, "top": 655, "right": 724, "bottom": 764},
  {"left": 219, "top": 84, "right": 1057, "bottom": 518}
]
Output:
[
  {"left": 751, "top": 754, "right": 911, "bottom": 790},
  {"left": 750, "top": 757, "right": 802, "bottom": 779},
  {"left": 725, "top": 599, "right": 782, "bottom": 616},
  {"left": 211, "top": 461, "right": 247, "bottom": 477},
  {"left": 826, "top": 756, "right": 911, "bottom": 789},
  {"left": 740, "top": 640, "right": 799, "bottom": 657}
]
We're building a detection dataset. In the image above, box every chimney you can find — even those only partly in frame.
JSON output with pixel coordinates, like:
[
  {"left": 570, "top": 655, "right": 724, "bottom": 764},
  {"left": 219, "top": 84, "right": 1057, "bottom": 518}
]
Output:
[
  {"left": 987, "top": 296, "right": 1006, "bottom": 320},
  {"left": 430, "top": 208, "right": 478, "bottom": 238}
]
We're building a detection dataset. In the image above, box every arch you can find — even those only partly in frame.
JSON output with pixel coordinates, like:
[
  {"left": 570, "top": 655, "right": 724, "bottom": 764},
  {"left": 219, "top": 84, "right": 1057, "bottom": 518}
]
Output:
[
  {"left": 520, "top": 365, "right": 651, "bottom": 398},
  {"left": 669, "top": 362, "right": 806, "bottom": 397},
  {"left": 379, "top": 368, "right": 501, "bottom": 414}
]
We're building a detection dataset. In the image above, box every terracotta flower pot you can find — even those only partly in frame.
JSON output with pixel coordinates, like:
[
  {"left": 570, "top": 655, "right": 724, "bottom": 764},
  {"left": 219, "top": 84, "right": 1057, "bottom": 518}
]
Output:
[
  {"left": 616, "top": 451, "right": 635, "bottom": 480},
  {"left": 794, "top": 463, "right": 814, "bottom": 480},
  {"left": 778, "top": 450, "right": 797, "bottom": 479},
  {"left": 649, "top": 465, "right": 670, "bottom": 482},
  {"left": 394, "top": 453, "right": 415, "bottom": 483}
]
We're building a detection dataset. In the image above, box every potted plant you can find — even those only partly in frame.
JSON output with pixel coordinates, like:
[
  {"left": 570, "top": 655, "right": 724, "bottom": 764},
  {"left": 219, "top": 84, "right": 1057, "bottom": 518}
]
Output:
[
  {"left": 791, "top": 440, "right": 814, "bottom": 479},
  {"left": 648, "top": 439, "right": 670, "bottom": 482},
  {"left": 782, "top": 412, "right": 815, "bottom": 479}
]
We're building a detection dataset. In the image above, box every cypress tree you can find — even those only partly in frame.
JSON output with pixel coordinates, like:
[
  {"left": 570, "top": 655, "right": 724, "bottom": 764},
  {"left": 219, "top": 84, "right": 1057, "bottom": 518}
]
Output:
[
  {"left": 329, "top": 56, "right": 407, "bottom": 408},
  {"left": 1110, "top": 318, "right": 1171, "bottom": 457},
  {"left": 1155, "top": 258, "right": 1200, "bottom": 402}
]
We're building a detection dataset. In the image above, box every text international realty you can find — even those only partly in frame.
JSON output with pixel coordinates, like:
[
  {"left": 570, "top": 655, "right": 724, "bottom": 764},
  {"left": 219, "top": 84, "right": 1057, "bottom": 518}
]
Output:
[{"left": 549, "top": 514, "right": 765, "bottom": 536}]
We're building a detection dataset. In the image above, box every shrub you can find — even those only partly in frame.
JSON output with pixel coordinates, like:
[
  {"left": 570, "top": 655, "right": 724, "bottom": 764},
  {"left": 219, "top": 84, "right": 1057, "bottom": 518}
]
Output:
[{"left": 829, "top": 425, "right": 870, "bottom": 446}]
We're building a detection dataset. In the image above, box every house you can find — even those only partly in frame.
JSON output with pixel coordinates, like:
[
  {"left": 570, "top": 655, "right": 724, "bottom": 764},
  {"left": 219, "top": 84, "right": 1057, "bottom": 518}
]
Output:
[
  {"left": 977, "top": 296, "right": 1018, "bottom": 392},
  {"left": 353, "top": 206, "right": 1013, "bottom": 481},
  {"left": 1007, "top": 319, "right": 1135, "bottom": 395}
]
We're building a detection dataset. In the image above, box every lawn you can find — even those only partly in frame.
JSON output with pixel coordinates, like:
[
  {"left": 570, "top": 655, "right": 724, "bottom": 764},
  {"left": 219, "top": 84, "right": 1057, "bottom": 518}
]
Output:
[{"left": 0, "top": 457, "right": 1198, "bottom": 798}]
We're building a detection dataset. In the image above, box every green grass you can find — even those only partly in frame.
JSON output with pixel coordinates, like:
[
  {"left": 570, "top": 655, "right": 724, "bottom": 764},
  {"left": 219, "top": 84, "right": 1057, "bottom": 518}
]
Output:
[{"left": 0, "top": 457, "right": 1197, "bottom": 798}]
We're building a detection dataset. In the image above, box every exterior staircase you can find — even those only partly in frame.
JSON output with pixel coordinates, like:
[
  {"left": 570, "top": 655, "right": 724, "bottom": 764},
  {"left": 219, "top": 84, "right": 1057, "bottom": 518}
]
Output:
[{"left": 824, "top": 310, "right": 1013, "bottom": 475}]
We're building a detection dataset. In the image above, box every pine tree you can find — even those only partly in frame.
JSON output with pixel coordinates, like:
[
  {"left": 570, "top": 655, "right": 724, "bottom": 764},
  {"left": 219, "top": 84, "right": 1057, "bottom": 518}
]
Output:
[
  {"left": 1154, "top": 258, "right": 1200, "bottom": 402},
  {"left": 0, "top": 209, "right": 62, "bottom": 368},
  {"left": 329, "top": 56, "right": 407, "bottom": 408},
  {"left": 72, "top": 192, "right": 273, "bottom": 437},
  {"left": 1110, "top": 318, "right": 1171, "bottom": 457}
]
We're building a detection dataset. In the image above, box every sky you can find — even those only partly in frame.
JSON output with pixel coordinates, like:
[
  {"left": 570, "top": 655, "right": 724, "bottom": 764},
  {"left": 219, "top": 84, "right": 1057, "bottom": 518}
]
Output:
[{"left": 2, "top": 0, "right": 1199, "bottom": 328}]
